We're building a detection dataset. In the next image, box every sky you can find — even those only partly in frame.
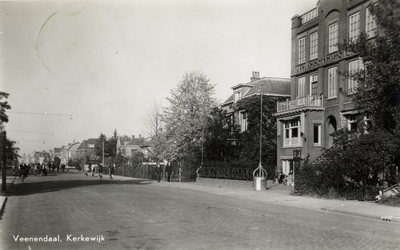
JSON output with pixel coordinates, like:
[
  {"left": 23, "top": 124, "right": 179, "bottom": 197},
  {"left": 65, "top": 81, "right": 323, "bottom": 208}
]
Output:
[{"left": 1, "top": 0, "right": 316, "bottom": 155}]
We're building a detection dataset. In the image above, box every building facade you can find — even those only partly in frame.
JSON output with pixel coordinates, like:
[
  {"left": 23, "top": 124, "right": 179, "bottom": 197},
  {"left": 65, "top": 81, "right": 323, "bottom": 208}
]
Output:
[
  {"left": 221, "top": 71, "right": 291, "bottom": 133},
  {"left": 275, "top": 0, "right": 378, "bottom": 174}
]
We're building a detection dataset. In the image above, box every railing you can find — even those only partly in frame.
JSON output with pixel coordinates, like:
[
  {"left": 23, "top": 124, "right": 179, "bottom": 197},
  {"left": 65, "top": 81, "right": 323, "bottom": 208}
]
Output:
[
  {"left": 300, "top": 8, "right": 318, "bottom": 25},
  {"left": 277, "top": 95, "right": 323, "bottom": 112},
  {"left": 199, "top": 167, "right": 253, "bottom": 181}
]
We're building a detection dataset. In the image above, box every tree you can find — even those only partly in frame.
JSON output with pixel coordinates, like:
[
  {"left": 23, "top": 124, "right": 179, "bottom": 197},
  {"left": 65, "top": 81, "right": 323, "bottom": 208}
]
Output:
[
  {"left": 0, "top": 92, "right": 11, "bottom": 125},
  {"left": 163, "top": 71, "right": 217, "bottom": 178},
  {"left": 203, "top": 107, "right": 240, "bottom": 162},
  {"left": 143, "top": 100, "right": 165, "bottom": 162}
]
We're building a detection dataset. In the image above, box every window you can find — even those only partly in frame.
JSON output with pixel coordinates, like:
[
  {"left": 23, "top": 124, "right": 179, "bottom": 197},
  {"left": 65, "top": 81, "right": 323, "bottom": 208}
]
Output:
[
  {"left": 328, "top": 22, "right": 338, "bottom": 53},
  {"left": 313, "top": 124, "right": 321, "bottom": 146},
  {"left": 240, "top": 112, "right": 247, "bottom": 132},
  {"left": 283, "top": 118, "right": 301, "bottom": 147},
  {"left": 328, "top": 67, "right": 337, "bottom": 99},
  {"left": 310, "top": 74, "right": 318, "bottom": 96},
  {"left": 297, "top": 77, "right": 305, "bottom": 98},
  {"left": 366, "top": 7, "right": 377, "bottom": 38},
  {"left": 364, "top": 114, "right": 371, "bottom": 133},
  {"left": 348, "top": 114, "right": 358, "bottom": 132},
  {"left": 132, "top": 149, "right": 138, "bottom": 154},
  {"left": 88, "top": 144, "right": 95, "bottom": 148},
  {"left": 310, "top": 32, "right": 318, "bottom": 60},
  {"left": 349, "top": 12, "right": 360, "bottom": 41},
  {"left": 298, "top": 37, "right": 306, "bottom": 64},
  {"left": 348, "top": 59, "right": 363, "bottom": 94},
  {"left": 234, "top": 91, "right": 241, "bottom": 102}
]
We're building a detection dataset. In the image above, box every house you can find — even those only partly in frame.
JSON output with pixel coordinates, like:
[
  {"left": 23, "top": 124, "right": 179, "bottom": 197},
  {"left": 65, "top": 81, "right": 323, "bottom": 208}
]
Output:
[
  {"left": 76, "top": 138, "right": 98, "bottom": 163},
  {"left": 221, "top": 71, "right": 291, "bottom": 133},
  {"left": 275, "top": 0, "right": 378, "bottom": 174},
  {"left": 117, "top": 135, "right": 145, "bottom": 157}
]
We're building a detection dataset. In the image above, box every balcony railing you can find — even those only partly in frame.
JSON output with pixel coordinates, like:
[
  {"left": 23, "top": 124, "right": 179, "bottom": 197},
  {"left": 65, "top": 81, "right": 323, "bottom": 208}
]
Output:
[
  {"left": 277, "top": 95, "right": 323, "bottom": 112},
  {"left": 300, "top": 8, "right": 318, "bottom": 25}
]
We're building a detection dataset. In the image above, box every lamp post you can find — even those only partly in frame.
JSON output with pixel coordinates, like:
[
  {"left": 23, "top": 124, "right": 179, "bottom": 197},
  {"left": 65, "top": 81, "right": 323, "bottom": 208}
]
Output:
[
  {"left": 253, "top": 83, "right": 267, "bottom": 190},
  {"left": 293, "top": 148, "right": 302, "bottom": 189}
]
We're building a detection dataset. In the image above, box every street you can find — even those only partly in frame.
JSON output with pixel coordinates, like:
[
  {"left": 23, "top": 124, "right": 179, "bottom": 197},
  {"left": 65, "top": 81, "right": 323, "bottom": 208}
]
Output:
[{"left": 1, "top": 171, "right": 399, "bottom": 250}]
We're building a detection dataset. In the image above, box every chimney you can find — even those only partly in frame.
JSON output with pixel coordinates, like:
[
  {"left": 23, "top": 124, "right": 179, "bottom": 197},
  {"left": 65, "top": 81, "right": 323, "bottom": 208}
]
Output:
[
  {"left": 132, "top": 135, "right": 135, "bottom": 139},
  {"left": 250, "top": 71, "right": 260, "bottom": 82}
]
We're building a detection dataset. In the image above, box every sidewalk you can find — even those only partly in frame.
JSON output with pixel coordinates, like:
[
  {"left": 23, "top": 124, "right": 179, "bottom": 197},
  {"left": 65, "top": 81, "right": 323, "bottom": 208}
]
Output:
[
  {"left": 0, "top": 172, "right": 17, "bottom": 212},
  {"left": 112, "top": 175, "right": 400, "bottom": 224}
]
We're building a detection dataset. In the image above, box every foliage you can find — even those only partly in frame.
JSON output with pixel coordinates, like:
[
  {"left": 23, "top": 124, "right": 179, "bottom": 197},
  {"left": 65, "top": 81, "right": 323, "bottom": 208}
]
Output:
[
  {"left": 235, "top": 95, "right": 285, "bottom": 175},
  {"left": 338, "top": 0, "right": 400, "bottom": 133},
  {"left": 203, "top": 107, "right": 241, "bottom": 162},
  {"left": 94, "top": 130, "right": 119, "bottom": 162},
  {"left": 294, "top": 130, "right": 399, "bottom": 198},
  {"left": 0, "top": 91, "right": 11, "bottom": 125},
  {"left": 163, "top": 71, "right": 217, "bottom": 167}
]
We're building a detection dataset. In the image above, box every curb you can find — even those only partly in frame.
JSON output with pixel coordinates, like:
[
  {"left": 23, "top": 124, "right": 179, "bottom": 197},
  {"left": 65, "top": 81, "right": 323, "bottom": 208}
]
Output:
[
  {"left": 321, "top": 207, "right": 400, "bottom": 224},
  {"left": 0, "top": 176, "right": 16, "bottom": 212}
]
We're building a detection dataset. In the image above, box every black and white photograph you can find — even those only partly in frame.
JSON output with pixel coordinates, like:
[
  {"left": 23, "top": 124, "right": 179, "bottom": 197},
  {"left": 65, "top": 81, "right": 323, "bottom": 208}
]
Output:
[{"left": 1, "top": 0, "right": 399, "bottom": 249}]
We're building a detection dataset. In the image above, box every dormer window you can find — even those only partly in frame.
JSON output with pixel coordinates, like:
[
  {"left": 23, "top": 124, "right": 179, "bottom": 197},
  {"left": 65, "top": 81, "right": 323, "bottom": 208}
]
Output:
[{"left": 234, "top": 91, "right": 242, "bottom": 102}]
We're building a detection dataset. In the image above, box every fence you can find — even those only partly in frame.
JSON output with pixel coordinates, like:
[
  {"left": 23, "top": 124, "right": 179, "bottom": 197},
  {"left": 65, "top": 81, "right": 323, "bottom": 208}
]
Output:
[{"left": 198, "top": 167, "right": 255, "bottom": 181}]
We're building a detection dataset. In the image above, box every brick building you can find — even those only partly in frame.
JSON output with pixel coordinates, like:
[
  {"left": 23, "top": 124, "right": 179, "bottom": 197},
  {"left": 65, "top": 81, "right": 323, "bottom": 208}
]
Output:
[{"left": 275, "top": 0, "right": 378, "bottom": 174}]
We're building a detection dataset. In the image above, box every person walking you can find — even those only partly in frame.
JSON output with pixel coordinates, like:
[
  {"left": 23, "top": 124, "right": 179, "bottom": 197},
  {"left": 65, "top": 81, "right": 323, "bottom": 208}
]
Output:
[
  {"left": 98, "top": 164, "right": 103, "bottom": 179},
  {"left": 109, "top": 164, "right": 115, "bottom": 179}
]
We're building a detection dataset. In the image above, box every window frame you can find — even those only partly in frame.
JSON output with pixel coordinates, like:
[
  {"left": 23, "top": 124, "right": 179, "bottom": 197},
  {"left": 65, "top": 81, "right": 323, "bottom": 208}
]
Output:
[
  {"left": 297, "top": 77, "right": 305, "bottom": 98},
  {"left": 240, "top": 111, "right": 247, "bottom": 132},
  {"left": 366, "top": 7, "right": 377, "bottom": 38},
  {"left": 313, "top": 124, "right": 322, "bottom": 146},
  {"left": 298, "top": 37, "right": 306, "bottom": 64},
  {"left": 328, "top": 67, "right": 337, "bottom": 99},
  {"left": 349, "top": 12, "right": 360, "bottom": 41},
  {"left": 310, "top": 31, "right": 318, "bottom": 61},
  {"left": 283, "top": 118, "right": 301, "bottom": 147},
  {"left": 328, "top": 22, "right": 338, "bottom": 53},
  {"left": 310, "top": 74, "right": 318, "bottom": 96}
]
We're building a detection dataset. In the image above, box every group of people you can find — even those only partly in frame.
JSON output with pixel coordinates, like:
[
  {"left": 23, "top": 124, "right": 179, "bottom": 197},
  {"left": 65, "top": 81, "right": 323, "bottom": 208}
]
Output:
[
  {"left": 86, "top": 163, "right": 115, "bottom": 180},
  {"left": 16, "top": 162, "right": 51, "bottom": 179}
]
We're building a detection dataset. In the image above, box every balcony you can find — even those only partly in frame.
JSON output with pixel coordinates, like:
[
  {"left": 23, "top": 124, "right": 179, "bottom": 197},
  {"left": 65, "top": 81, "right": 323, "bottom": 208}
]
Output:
[
  {"left": 277, "top": 95, "right": 323, "bottom": 113},
  {"left": 300, "top": 8, "right": 318, "bottom": 25}
]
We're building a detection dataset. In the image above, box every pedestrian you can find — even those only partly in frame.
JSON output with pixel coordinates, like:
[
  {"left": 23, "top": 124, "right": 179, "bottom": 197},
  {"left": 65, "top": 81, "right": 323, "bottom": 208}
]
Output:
[
  {"left": 156, "top": 164, "right": 161, "bottom": 182},
  {"left": 98, "top": 164, "right": 103, "bottom": 179},
  {"left": 109, "top": 164, "right": 115, "bottom": 179}
]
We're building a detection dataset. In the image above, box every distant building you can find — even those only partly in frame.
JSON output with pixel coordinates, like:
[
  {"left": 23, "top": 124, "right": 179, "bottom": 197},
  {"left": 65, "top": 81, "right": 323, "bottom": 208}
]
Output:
[
  {"left": 117, "top": 135, "right": 145, "bottom": 157},
  {"left": 275, "top": 0, "right": 378, "bottom": 174}
]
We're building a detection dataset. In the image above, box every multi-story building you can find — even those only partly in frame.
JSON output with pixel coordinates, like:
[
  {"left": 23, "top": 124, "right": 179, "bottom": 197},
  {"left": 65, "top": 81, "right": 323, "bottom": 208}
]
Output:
[
  {"left": 275, "top": 0, "right": 377, "bottom": 174},
  {"left": 221, "top": 71, "right": 291, "bottom": 133}
]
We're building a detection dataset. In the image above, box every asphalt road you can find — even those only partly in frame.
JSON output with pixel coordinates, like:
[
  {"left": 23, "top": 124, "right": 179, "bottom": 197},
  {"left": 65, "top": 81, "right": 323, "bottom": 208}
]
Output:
[{"left": 1, "top": 171, "right": 399, "bottom": 250}]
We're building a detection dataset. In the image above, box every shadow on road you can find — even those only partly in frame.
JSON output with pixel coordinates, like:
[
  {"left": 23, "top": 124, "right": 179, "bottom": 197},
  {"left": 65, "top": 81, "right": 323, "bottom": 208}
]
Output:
[{"left": 7, "top": 171, "right": 154, "bottom": 197}]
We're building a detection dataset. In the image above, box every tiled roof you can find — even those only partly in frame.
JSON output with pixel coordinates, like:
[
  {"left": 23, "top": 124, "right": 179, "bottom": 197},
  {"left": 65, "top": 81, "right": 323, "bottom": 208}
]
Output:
[
  {"left": 222, "top": 94, "right": 234, "bottom": 106},
  {"left": 244, "top": 77, "right": 291, "bottom": 97},
  {"left": 125, "top": 138, "right": 145, "bottom": 146}
]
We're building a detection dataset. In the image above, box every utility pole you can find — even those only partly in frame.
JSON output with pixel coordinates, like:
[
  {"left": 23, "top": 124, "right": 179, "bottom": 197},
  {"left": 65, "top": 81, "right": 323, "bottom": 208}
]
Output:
[{"left": 2, "top": 131, "right": 7, "bottom": 192}]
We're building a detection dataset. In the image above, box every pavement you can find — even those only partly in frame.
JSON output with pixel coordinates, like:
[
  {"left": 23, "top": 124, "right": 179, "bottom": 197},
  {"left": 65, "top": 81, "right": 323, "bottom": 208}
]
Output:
[{"left": 1, "top": 171, "right": 400, "bottom": 224}]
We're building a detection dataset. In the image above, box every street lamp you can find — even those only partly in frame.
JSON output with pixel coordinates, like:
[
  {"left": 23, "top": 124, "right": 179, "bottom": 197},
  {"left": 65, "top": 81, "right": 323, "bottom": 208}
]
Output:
[
  {"left": 253, "top": 83, "right": 267, "bottom": 191},
  {"left": 293, "top": 149, "right": 302, "bottom": 189}
]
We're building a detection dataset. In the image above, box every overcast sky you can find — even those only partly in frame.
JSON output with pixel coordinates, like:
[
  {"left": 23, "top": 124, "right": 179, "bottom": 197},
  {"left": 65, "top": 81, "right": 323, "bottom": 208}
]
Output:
[{"left": 1, "top": 0, "right": 316, "bottom": 155}]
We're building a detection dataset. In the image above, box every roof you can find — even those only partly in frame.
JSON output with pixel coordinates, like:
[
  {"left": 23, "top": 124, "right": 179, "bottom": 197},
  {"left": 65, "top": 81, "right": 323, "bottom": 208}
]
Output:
[
  {"left": 221, "top": 77, "right": 291, "bottom": 106},
  {"left": 244, "top": 77, "right": 291, "bottom": 97},
  {"left": 125, "top": 137, "right": 145, "bottom": 147}
]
